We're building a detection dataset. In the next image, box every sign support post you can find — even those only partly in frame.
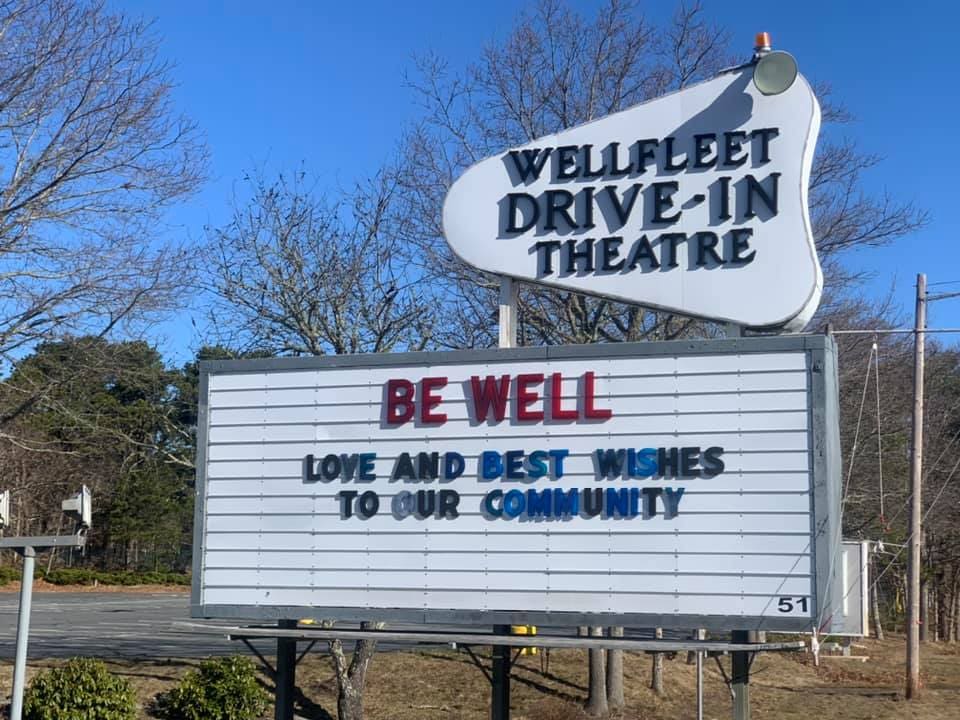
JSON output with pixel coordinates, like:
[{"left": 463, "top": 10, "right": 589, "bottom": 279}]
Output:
[
  {"left": 2, "top": 487, "right": 89, "bottom": 720},
  {"left": 731, "top": 630, "right": 751, "bottom": 720},
  {"left": 491, "top": 276, "right": 517, "bottom": 720},
  {"left": 10, "top": 546, "right": 36, "bottom": 720},
  {"left": 275, "top": 619, "right": 297, "bottom": 720}
]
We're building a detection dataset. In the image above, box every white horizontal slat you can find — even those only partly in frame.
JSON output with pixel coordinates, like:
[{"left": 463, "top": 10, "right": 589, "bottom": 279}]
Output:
[
  {"left": 202, "top": 549, "right": 811, "bottom": 577},
  {"left": 206, "top": 353, "right": 808, "bottom": 392},
  {"left": 201, "top": 567, "right": 812, "bottom": 597},
  {"left": 203, "top": 511, "right": 813, "bottom": 535},
  {"left": 201, "top": 586, "right": 812, "bottom": 618},
  {"left": 207, "top": 389, "right": 812, "bottom": 426},
  {"left": 203, "top": 490, "right": 810, "bottom": 516}
]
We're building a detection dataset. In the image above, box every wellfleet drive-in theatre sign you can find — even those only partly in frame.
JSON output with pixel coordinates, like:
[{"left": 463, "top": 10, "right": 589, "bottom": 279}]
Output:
[{"left": 191, "top": 51, "right": 842, "bottom": 632}]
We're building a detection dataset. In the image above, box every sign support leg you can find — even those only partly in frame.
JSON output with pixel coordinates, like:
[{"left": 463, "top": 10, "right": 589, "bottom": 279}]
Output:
[
  {"left": 491, "top": 624, "right": 511, "bottom": 720},
  {"left": 695, "top": 629, "right": 705, "bottom": 720},
  {"left": 492, "top": 278, "right": 517, "bottom": 720},
  {"left": 274, "top": 619, "right": 297, "bottom": 720},
  {"left": 731, "top": 630, "right": 751, "bottom": 720},
  {"left": 10, "top": 546, "right": 36, "bottom": 720},
  {"left": 498, "top": 277, "right": 518, "bottom": 349}
]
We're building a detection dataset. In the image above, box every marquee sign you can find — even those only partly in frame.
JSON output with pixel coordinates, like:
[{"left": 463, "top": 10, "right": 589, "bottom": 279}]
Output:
[
  {"left": 442, "top": 64, "right": 822, "bottom": 331},
  {"left": 192, "top": 336, "right": 841, "bottom": 631}
]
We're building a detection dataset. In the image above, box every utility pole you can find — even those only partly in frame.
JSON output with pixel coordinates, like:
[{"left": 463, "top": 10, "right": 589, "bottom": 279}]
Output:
[{"left": 906, "top": 272, "right": 926, "bottom": 699}]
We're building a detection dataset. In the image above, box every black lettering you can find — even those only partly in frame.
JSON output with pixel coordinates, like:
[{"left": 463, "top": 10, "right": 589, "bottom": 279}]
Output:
[
  {"left": 338, "top": 490, "right": 358, "bottom": 518},
  {"left": 392, "top": 452, "right": 416, "bottom": 481},
  {"left": 651, "top": 181, "right": 681, "bottom": 224},
  {"left": 626, "top": 235, "right": 660, "bottom": 270},
  {"left": 641, "top": 487, "right": 663, "bottom": 517},
  {"left": 580, "top": 186, "right": 596, "bottom": 229},
  {"left": 506, "top": 193, "right": 539, "bottom": 233},
  {"left": 565, "top": 238, "right": 595, "bottom": 273},
  {"left": 745, "top": 173, "right": 780, "bottom": 218},
  {"left": 632, "top": 139, "right": 659, "bottom": 173},
  {"left": 702, "top": 446, "right": 725, "bottom": 478},
  {"left": 663, "top": 136, "right": 688, "bottom": 170},
  {"left": 603, "top": 183, "right": 643, "bottom": 227},
  {"left": 717, "top": 176, "right": 732, "bottom": 221},
  {"left": 695, "top": 231, "right": 722, "bottom": 266},
  {"left": 680, "top": 446, "right": 701, "bottom": 477},
  {"left": 730, "top": 228, "right": 756, "bottom": 265},
  {"left": 356, "top": 491, "right": 379, "bottom": 519},
  {"left": 320, "top": 453, "right": 341, "bottom": 480},
  {"left": 606, "top": 142, "right": 632, "bottom": 177},
  {"left": 723, "top": 131, "right": 748, "bottom": 167},
  {"left": 601, "top": 236, "right": 624, "bottom": 271},
  {"left": 555, "top": 144, "right": 580, "bottom": 179},
  {"left": 693, "top": 133, "right": 717, "bottom": 168},
  {"left": 581, "top": 144, "right": 607, "bottom": 178},
  {"left": 507, "top": 148, "right": 552, "bottom": 181},
  {"left": 535, "top": 240, "right": 563, "bottom": 274},
  {"left": 660, "top": 233, "right": 685, "bottom": 269},
  {"left": 417, "top": 451, "right": 439, "bottom": 480},
  {"left": 437, "top": 490, "right": 460, "bottom": 519},
  {"left": 303, "top": 454, "right": 318, "bottom": 483},
  {"left": 582, "top": 488, "right": 603, "bottom": 517},
  {"left": 544, "top": 189, "right": 577, "bottom": 230},
  {"left": 658, "top": 447, "right": 679, "bottom": 477},
  {"left": 751, "top": 127, "right": 779, "bottom": 163}
]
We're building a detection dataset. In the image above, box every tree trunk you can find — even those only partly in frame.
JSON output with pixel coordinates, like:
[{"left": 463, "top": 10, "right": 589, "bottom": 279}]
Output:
[
  {"left": 327, "top": 620, "right": 383, "bottom": 720},
  {"left": 338, "top": 682, "right": 365, "bottom": 720},
  {"left": 651, "top": 627, "right": 664, "bottom": 696},
  {"left": 585, "top": 626, "right": 608, "bottom": 716},
  {"left": 606, "top": 626, "right": 624, "bottom": 708}
]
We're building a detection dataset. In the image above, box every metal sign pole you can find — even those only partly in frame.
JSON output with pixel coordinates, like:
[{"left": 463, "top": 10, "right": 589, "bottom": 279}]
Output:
[
  {"left": 731, "top": 630, "right": 751, "bottom": 720},
  {"left": 10, "top": 546, "right": 36, "bottom": 720},
  {"left": 696, "top": 628, "right": 705, "bottom": 720},
  {"left": 491, "top": 276, "right": 517, "bottom": 720},
  {"left": 274, "top": 619, "right": 297, "bottom": 720}
]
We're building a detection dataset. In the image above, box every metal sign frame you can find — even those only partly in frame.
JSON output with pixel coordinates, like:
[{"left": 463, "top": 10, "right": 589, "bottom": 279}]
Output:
[{"left": 191, "top": 334, "right": 842, "bottom": 632}]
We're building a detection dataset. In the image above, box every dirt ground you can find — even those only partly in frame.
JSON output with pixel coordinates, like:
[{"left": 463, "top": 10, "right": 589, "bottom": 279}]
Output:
[{"left": 1, "top": 635, "right": 959, "bottom": 719}]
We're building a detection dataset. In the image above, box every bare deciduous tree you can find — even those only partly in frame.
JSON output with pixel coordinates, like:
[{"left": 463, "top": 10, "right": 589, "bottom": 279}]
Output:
[
  {"left": 0, "top": 0, "right": 207, "bottom": 363},
  {"left": 205, "top": 170, "right": 432, "bottom": 356},
  {"left": 325, "top": 620, "right": 385, "bottom": 720}
]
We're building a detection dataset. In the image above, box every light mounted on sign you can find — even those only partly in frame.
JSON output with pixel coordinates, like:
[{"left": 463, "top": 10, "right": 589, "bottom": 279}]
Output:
[{"left": 753, "top": 32, "right": 799, "bottom": 96}]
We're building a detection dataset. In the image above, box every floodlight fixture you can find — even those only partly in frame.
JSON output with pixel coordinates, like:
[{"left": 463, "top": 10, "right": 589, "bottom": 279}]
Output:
[
  {"left": 61, "top": 485, "right": 91, "bottom": 530},
  {"left": 751, "top": 32, "right": 798, "bottom": 96},
  {"left": 754, "top": 51, "right": 799, "bottom": 95}
]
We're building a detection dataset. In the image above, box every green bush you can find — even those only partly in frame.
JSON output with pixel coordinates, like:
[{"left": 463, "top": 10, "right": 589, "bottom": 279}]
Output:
[
  {"left": 23, "top": 658, "right": 136, "bottom": 720},
  {"left": 153, "top": 656, "right": 269, "bottom": 720},
  {"left": 40, "top": 568, "right": 191, "bottom": 586}
]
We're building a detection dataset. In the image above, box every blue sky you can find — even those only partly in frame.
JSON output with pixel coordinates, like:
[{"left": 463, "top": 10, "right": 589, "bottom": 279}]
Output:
[{"left": 126, "top": 0, "right": 960, "bottom": 360}]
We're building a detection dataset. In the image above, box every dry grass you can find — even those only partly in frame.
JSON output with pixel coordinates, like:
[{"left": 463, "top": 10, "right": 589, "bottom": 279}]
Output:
[{"left": 1, "top": 635, "right": 959, "bottom": 719}]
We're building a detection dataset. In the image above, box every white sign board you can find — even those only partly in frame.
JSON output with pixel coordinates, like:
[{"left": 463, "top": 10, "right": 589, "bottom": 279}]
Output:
[
  {"left": 443, "top": 64, "right": 822, "bottom": 330},
  {"left": 192, "top": 337, "right": 841, "bottom": 631}
]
